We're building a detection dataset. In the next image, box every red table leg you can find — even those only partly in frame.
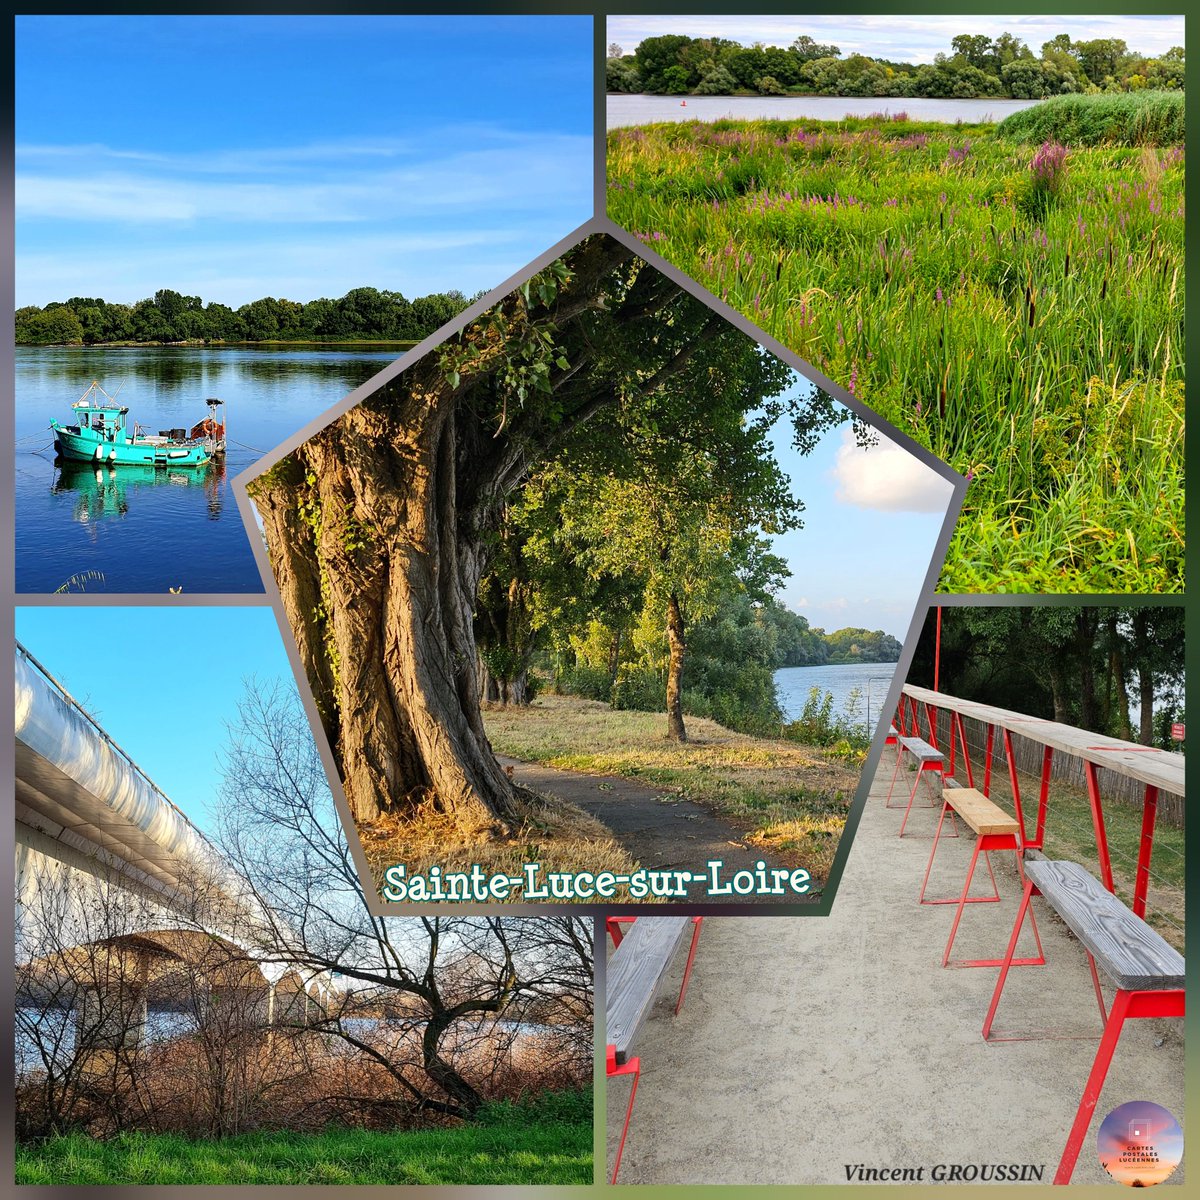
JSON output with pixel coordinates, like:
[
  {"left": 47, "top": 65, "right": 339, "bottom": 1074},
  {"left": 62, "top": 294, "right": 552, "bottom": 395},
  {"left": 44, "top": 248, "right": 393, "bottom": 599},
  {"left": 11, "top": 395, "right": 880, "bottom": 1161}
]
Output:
[
  {"left": 1133, "top": 785, "right": 1159, "bottom": 918},
  {"left": 1083, "top": 762, "right": 1116, "bottom": 893},
  {"left": 675, "top": 917, "right": 704, "bottom": 1013},
  {"left": 1003, "top": 728, "right": 1028, "bottom": 846},
  {"left": 982, "top": 724, "right": 994, "bottom": 796},
  {"left": 1053, "top": 989, "right": 1185, "bottom": 1185},
  {"left": 607, "top": 1045, "right": 641, "bottom": 1184},
  {"left": 954, "top": 712, "right": 974, "bottom": 788},
  {"left": 1033, "top": 745, "right": 1053, "bottom": 851}
]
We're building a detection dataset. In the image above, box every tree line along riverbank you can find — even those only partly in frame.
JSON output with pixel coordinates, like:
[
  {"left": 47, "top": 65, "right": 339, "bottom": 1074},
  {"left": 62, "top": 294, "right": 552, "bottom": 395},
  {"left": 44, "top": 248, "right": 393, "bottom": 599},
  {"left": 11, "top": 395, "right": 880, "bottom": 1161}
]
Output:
[
  {"left": 16, "top": 285, "right": 472, "bottom": 346},
  {"left": 607, "top": 31, "right": 1184, "bottom": 100}
]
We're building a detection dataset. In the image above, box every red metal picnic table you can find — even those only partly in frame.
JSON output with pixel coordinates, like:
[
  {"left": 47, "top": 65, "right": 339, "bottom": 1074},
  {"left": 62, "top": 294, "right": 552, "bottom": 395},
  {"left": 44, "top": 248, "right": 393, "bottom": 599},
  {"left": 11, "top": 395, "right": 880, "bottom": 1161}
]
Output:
[{"left": 897, "top": 684, "right": 1184, "bottom": 916}]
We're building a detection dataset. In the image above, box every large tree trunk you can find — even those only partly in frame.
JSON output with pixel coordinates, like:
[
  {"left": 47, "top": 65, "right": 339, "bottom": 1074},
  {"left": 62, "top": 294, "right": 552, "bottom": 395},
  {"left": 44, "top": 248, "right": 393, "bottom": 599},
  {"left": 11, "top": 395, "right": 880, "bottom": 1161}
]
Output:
[
  {"left": 251, "top": 391, "right": 519, "bottom": 834},
  {"left": 1109, "top": 626, "right": 1133, "bottom": 742},
  {"left": 665, "top": 592, "right": 688, "bottom": 742}
]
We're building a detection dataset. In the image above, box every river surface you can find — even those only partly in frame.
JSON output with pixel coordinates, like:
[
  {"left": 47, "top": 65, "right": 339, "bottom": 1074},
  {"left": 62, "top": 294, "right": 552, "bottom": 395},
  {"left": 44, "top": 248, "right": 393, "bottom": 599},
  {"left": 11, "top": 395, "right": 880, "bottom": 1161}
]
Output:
[
  {"left": 15, "top": 345, "right": 405, "bottom": 593},
  {"left": 607, "top": 94, "right": 1040, "bottom": 129},
  {"left": 774, "top": 661, "right": 901, "bottom": 730}
]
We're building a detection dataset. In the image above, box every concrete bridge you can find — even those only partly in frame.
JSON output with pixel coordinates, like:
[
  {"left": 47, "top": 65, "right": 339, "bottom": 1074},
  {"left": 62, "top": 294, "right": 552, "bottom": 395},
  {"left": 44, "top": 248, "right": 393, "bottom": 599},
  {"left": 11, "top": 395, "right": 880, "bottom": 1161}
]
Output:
[{"left": 14, "top": 643, "right": 334, "bottom": 1061}]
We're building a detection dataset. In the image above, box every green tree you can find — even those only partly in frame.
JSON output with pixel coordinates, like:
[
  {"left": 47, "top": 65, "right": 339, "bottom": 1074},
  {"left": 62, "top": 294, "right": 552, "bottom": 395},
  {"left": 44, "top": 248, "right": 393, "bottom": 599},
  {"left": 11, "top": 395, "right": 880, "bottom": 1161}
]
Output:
[
  {"left": 790, "top": 35, "right": 841, "bottom": 63},
  {"left": 1074, "top": 37, "right": 1128, "bottom": 86},
  {"left": 250, "top": 235, "right": 838, "bottom": 829},
  {"left": 634, "top": 35, "right": 696, "bottom": 92},
  {"left": 951, "top": 34, "right": 998, "bottom": 74},
  {"left": 15, "top": 305, "right": 84, "bottom": 345}
]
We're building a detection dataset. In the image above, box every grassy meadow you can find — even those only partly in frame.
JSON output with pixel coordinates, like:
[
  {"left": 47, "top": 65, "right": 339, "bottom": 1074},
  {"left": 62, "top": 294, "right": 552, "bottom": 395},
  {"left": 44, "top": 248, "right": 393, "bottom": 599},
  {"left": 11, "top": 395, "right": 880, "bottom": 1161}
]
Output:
[
  {"left": 15, "top": 1091, "right": 593, "bottom": 1185},
  {"left": 606, "top": 95, "right": 1184, "bottom": 593}
]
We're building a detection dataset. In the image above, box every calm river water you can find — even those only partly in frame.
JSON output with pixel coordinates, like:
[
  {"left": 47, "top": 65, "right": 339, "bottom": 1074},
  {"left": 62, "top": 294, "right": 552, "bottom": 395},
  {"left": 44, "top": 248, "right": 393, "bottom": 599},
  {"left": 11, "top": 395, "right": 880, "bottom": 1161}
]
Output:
[
  {"left": 15, "top": 346, "right": 405, "bottom": 593},
  {"left": 607, "top": 94, "right": 1040, "bottom": 129},
  {"left": 774, "top": 661, "right": 901, "bottom": 731}
]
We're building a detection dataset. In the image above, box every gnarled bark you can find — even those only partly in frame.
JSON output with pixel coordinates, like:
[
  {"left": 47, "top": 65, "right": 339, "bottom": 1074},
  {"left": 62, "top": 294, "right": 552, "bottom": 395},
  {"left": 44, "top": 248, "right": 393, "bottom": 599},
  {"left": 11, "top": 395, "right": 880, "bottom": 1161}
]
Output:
[{"left": 252, "top": 388, "right": 518, "bottom": 834}]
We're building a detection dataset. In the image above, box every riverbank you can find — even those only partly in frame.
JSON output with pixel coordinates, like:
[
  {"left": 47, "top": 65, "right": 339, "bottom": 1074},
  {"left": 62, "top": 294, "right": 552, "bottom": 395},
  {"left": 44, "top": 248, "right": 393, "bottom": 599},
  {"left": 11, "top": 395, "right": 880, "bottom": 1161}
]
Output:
[
  {"left": 607, "top": 108, "right": 1184, "bottom": 593},
  {"left": 15, "top": 338, "right": 418, "bottom": 349}
]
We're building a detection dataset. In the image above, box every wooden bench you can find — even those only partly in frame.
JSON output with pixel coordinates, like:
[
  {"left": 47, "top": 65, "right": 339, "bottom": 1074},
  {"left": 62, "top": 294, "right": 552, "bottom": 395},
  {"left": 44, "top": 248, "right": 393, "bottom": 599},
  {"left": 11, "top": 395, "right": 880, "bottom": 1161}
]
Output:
[
  {"left": 885, "top": 734, "right": 946, "bottom": 836},
  {"left": 918, "top": 786, "right": 1044, "bottom": 969},
  {"left": 983, "top": 859, "right": 1185, "bottom": 1183},
  {"left": 606, "top": 916, "right": 703, "bottom": 1181}
]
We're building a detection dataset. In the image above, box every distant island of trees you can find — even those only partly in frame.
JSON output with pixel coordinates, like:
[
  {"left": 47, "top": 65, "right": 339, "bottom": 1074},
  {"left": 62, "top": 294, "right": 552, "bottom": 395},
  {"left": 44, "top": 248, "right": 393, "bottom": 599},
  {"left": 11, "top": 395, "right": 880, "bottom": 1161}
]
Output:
[
  {"left": 761, "top": 599, "right": 902, "bottom": 666},
  {"left": 607, "top": 31, "right": 1185, "bottom": 100},
  {"left": 15, "top": 286, "right": 473, "bottom": 346}
]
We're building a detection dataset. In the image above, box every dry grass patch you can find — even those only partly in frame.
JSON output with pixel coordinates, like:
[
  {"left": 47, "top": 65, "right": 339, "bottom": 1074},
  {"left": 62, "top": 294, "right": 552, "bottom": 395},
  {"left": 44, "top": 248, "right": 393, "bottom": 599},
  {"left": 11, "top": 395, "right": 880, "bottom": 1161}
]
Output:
[
  {"left": 485, "top": 696, "right": 860, "bottom": 878},
  {"left": 359, "top": 781, "right": 648, "bottom": 903}
]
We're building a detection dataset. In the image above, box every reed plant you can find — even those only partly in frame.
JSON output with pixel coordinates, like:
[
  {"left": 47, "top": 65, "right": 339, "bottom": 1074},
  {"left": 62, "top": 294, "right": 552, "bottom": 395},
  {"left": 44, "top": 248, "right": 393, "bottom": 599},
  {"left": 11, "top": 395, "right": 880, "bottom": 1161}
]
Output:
[{"left": 607, "top": 108, "right": 1184, "bottom": 592}]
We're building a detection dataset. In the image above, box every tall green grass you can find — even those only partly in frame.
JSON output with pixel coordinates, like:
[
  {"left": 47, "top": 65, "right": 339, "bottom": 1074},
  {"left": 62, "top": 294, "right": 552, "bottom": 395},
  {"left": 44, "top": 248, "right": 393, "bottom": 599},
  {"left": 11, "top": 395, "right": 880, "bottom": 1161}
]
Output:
[
  {"left": 15, "top": 1091, "right": 593, "bottom": 1186},
  {"left": 607, "top": 117, "right": 1184, "bottom": 593},
  {"left": 997, "top": 91, "right": 1185, "bottom": 146}
]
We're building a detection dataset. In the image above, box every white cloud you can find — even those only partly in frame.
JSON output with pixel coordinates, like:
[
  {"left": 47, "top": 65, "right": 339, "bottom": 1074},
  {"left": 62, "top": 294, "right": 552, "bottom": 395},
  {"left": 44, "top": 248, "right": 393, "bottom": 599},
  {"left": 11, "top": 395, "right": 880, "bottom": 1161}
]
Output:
[
  {"left": 16, "top": 134, "right": 591, "bottom": 225},
  {"left": 831, "top": 428, "right": 954, "bottom": 514},
  {"left": 607, "top": 15, "right": 1184, "bottom": 60}
]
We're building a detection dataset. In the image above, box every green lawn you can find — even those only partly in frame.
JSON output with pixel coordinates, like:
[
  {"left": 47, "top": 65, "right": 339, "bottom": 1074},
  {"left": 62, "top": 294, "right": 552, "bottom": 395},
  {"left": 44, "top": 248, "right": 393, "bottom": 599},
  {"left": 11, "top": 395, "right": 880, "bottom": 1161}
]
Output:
[
  {"left": 16, "top": 1093, "right": 592, "bottom": 1186},
  {"left": 607, "top": 105, "right": 1184, "bottom": 593}
]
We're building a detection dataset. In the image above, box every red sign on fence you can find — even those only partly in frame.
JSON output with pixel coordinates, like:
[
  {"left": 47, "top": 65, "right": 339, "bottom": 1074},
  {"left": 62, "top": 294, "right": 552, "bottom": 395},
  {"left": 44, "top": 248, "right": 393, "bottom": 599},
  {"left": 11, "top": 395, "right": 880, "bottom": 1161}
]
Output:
[{"left": 1170, "top": 722, "right": 1185, "bottom": 741}]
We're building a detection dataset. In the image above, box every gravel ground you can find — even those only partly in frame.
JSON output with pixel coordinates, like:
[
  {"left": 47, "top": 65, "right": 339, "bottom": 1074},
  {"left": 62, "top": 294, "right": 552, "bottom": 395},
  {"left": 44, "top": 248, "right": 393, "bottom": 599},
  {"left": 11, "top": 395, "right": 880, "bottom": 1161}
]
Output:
[{"left": 605, "top": 754, "right": 1185, "bottom": 1186}]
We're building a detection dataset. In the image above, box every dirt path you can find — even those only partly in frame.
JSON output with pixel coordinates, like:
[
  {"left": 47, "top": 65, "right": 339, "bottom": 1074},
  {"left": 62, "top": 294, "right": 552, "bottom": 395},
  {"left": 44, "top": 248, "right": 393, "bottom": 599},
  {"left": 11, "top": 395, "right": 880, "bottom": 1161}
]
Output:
[{"left": 498, "top": 756, "right": 801, "bottom": 899}]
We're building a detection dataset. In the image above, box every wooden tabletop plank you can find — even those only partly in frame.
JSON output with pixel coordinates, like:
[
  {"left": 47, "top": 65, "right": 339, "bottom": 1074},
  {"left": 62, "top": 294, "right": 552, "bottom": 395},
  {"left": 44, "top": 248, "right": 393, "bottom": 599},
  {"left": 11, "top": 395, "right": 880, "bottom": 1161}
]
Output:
[
  {"left": 606, "top": 917, "right": 689, "bottom": 1065},
  {"left": 942, "top": 787, "right": 1019, "bottom": 836},
  {"left": 904, "top": 686, "right": 1184, "bottom": 795},
  {"left": 1025, "top": 860, "right": 1185, "bottom": 990},
  {"left": 898, "top": 735, "right": 943, "bottom": 763}
]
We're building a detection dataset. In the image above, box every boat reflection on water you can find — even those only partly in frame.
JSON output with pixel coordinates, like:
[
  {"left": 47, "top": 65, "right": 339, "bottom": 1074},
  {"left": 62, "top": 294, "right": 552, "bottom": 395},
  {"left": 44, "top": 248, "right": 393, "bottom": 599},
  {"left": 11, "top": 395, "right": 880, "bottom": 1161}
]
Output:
[{"left": 52, "top": 457, "right": 226, "bottom": 525}]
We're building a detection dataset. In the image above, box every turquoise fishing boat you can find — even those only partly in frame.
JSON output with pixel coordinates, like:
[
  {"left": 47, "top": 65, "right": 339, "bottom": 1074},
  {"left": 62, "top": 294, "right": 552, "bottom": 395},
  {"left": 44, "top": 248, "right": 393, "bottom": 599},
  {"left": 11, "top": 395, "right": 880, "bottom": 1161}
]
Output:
[{"left": 50, "top": 382, "right": 226, "bottom": 467}]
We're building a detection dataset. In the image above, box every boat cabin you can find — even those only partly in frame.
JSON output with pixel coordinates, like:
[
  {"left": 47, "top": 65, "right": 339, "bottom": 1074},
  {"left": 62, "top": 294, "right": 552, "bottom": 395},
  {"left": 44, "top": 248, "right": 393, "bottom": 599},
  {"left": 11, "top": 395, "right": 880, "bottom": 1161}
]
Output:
[{"left": 70, "top": 401, "right": 131, "bottom": 441}]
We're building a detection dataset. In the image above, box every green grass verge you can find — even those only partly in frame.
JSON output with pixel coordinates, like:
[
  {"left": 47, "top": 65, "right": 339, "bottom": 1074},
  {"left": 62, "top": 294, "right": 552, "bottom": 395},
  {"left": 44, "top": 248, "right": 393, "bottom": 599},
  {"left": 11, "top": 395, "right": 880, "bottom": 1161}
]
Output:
[
  {"left": 607, "top": 114, "right": 1184, "bottom": 593},
  {"left": 15, "top": 1091, "right": 592, "bottom": 1186}
]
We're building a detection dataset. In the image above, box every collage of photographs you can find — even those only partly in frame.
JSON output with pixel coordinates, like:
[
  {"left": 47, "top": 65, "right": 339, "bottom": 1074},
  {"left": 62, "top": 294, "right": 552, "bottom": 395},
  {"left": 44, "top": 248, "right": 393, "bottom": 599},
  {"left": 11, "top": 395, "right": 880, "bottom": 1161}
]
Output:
[{"left": 4, "top": 8, "right": 1187, "bottom": 1194}]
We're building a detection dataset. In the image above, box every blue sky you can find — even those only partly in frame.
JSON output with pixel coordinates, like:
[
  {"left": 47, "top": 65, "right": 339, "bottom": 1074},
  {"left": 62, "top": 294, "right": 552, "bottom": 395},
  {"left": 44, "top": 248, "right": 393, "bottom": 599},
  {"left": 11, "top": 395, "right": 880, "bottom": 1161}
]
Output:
[
  {"left": 767, "top": 378, "right": 953, "bottom": 638},
  {"left": 607, "top": 14, "right": 1185, "bottom": 62},
  {"left": 16, "top": 606, "right": 302, "bottom": 830},
  {"left": 15, "top": 15, "right": 593, "bottom": 307}
]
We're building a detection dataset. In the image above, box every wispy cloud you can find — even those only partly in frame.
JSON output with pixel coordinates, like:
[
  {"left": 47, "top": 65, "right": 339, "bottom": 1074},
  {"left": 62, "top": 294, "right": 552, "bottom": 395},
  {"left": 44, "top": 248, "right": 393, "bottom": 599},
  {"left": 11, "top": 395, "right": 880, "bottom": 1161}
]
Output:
[
  {"left": 17, "top": 133, "right": 592, "bottom": 225},
  {"left": 608, "top": 14, "right": 1185, "bottom": 61},
  {"left": 15, "top": 128, "right": 592, "bottom": 304}
]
